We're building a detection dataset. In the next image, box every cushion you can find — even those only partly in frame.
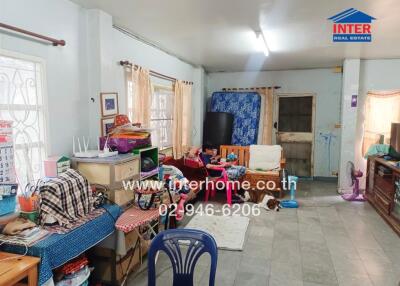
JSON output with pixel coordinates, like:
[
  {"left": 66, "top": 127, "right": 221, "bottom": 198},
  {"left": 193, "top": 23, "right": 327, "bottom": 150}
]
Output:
[
  {"left": 246, "top": 169, "right": 280, "bottom": 176},
  {"left": 249, "top": 145, "right": 282, "bottom": 171}
]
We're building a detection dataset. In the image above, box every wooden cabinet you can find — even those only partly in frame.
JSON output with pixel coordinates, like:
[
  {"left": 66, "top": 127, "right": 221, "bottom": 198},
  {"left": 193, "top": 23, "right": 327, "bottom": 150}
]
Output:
[
  {"left": 114, "top": 160, "right": 140, "bottom": 182},
  {"left": 72, "top": 154, "right": 140, "bottom": 189},
  {"left": 71, "top": 154, "right": 140, "bottom": 206},
  {"left": 366, "top": 157, "right": 400, "bottom": 235}
]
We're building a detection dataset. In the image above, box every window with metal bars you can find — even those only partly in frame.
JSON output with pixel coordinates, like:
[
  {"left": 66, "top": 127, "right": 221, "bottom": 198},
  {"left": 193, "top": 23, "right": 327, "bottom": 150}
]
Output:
[
  {"left": 0, "top": 52, "right": 47, "bottom": 186},
  {"left": 150, "top": 85, "right": 173, "bottom": 150}
]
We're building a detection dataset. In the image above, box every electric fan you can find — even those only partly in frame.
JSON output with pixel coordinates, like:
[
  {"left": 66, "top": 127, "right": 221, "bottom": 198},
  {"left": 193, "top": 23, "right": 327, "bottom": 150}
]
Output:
[{"left": 342, "top": 161, "right": 365, "bottom": 201}]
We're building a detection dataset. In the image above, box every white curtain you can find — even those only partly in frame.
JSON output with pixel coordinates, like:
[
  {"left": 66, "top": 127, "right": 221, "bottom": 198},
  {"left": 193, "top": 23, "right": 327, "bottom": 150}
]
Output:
[
  {"left": 128, "top": 65, "right": 153, "bottom": 127},
  {"left": 172, "top": 80, "right": 192, "bottom": 158},
  {"left": 362, "top": 90, "right": 400, "bottom": 155},
  {"left": 258, "top": 88, "right": 274, "bottom": 145}
]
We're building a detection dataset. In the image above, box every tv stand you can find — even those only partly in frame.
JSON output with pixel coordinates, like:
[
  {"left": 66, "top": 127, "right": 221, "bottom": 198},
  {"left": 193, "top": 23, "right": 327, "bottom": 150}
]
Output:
[{"left": 366, "top": 156, "right": 400, "bottom": 236}]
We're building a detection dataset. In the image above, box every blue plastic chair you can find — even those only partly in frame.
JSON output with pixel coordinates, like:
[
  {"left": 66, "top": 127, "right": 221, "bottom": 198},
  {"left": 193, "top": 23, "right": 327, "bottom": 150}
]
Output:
[{"left": 148, "top": 229, "right": 218, "bottom": 286}]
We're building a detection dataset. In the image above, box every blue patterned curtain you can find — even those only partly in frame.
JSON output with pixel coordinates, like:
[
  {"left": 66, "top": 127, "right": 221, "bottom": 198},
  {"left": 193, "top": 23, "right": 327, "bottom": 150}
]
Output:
[{"left": 211, "top": 92, "right": 261, "bottom": 145}]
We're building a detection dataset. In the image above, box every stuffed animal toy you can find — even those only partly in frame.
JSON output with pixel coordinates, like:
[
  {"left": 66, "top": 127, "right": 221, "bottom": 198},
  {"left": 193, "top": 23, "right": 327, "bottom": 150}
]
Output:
[
  {"left": 227, "top": 152, "right": 237, "bottom": 162},
  {"left": 187, "top": 146, "right": 201, "bottom": 158}
]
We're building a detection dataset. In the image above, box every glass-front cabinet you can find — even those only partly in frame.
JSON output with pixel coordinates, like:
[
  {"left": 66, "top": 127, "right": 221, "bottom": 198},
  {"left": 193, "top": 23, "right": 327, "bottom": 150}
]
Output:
[{"left": 393, "top": 175, "right": 400, "bottom": 221}]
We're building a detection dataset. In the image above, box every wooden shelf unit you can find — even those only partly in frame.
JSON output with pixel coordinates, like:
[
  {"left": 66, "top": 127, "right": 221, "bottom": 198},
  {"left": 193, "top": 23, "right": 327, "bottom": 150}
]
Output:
[{"left": 366, "top": 156, "right": 400, "bottom": 236}]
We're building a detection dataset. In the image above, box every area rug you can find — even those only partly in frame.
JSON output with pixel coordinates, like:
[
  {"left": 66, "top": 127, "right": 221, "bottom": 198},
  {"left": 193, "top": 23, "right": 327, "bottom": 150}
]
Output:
[{"left": 184, "top": 214, "right": 250, "bottom": 251}]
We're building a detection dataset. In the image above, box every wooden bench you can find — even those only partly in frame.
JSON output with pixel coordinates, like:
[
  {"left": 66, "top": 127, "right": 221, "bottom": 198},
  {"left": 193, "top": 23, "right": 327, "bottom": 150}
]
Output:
[{"left": 220, "top": 145, "right": 286, "bottom": 198}]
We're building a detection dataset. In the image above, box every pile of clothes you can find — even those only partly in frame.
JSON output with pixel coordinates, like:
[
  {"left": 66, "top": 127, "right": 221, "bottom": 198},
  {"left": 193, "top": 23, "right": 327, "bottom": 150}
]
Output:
[
  {"left": 54, "top": 256, "right": 91, "bottom": 286},
  {"left": 162, "top": 165, "right": 191, "bottom": 195},
  {"left": 0, "top": 217, "right": 49, "bottom": 246},
  {"left": 100, "top": 114, "right": 152, "bottom": 153}
]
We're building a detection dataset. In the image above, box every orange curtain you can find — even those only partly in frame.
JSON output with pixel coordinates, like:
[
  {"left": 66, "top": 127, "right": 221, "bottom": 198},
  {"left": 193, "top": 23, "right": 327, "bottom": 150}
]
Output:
[
  {"left": 362, "top": 91, "right": 400, "bottom": 155},
  {"left": 130, "top": 66, "right": 153, "bottom": 127},
  {"left": 172, "top": 80, "right": 192, "bottom": 158}
]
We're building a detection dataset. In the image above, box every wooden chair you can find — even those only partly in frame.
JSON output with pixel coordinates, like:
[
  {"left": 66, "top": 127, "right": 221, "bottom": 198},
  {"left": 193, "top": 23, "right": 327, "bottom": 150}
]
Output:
[
  {"left": 220, "top": 145, "right": 250, "bottom": 168},
  {"left": 220, "top": 145, "right": 286, "bottom": 198}
]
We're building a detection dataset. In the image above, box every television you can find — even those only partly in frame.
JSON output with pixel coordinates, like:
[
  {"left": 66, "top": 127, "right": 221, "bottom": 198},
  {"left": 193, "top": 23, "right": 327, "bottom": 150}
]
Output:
[{"left": 389, "top": 123, "right": 400, "bottom": 160}]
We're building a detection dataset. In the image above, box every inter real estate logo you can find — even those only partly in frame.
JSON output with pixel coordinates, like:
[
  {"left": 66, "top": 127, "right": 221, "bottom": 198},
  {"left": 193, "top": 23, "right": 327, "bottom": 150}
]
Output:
[{"left": 328, "top": 8, "right": 376, "bottom": 42}]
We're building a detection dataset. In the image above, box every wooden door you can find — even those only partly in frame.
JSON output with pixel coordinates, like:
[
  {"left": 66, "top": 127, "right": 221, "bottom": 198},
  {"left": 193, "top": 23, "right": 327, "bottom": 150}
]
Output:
[{"left": 274, "top": 94, "right": 315, "bottom": 177}]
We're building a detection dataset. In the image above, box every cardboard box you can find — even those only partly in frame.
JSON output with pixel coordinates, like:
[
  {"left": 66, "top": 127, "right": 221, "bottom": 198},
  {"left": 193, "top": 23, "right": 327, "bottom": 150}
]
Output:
[
  {"left": 90, "top": 242, "right": 148, "bottom": 285},
  {"left": 107, "top": 188, "right": 135, "bottom": 206}
]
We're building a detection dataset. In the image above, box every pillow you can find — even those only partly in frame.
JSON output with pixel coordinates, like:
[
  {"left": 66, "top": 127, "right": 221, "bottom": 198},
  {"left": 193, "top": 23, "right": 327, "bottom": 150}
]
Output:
[{"left": 249, "top": 145, "right": 282, "bottom": 170}]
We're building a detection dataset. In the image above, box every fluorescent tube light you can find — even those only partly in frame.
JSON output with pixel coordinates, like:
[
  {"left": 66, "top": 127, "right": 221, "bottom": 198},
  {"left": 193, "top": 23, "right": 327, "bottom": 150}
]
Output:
[{"left": 256, "top": 31, "right": 269, "bottom": 56}]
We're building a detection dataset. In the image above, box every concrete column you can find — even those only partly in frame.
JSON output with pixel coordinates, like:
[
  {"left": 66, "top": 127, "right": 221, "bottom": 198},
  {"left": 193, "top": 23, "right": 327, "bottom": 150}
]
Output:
[
  {"left": 192, "top": 67, "right": 206, "bottom": 146},
  {"left": 338, "top": 59, "right": 360, "bottom": 190},
  {"left": 85, "top": 9, "right": 116, "bottom": 142}
]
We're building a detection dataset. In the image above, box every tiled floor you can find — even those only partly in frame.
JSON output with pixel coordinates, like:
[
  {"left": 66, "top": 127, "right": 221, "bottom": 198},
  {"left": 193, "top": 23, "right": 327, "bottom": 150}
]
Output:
[{"left": 128, "top": 180, "right": 400, "bottom": 286}]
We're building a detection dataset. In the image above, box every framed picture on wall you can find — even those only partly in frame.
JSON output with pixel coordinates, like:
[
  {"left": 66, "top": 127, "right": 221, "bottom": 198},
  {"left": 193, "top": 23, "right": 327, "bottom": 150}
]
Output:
[
  {"left": 101, "top": 117, "right": 115, "bottom": 137},
  {"left": 100, "top": 92, "right": 119, "bottom": 117}
]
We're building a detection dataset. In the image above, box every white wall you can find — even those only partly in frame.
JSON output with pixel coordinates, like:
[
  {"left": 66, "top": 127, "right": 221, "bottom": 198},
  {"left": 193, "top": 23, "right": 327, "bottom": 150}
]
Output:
[
  {"left": 207, "top": 69, "right": 342, "bottom": 177},
  {"left": 0, "top": 0, "right": 89, "bottom": 156},
  {"left": 355, "top": 59, "right": 400, "bottom": 187}
]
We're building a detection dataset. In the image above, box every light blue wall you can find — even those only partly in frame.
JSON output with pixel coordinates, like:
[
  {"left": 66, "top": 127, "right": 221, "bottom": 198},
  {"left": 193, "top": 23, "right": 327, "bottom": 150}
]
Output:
[
  {"left": 111, "top": 27, "right": 205, "bottom": 146},
  {"left": 0, "top": 0, "right": 89, "bottom": 156},
  {"left": 207, "top": 69, "right": 342, "bottom": 177},
  {"left": 0, "top": 0, "right": 206, "bottom": 156}
]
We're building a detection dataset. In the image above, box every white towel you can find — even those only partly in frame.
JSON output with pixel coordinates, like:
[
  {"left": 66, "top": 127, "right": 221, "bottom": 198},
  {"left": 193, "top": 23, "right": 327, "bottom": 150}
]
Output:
[{"left": 249, "top": 145, "right": 282, "bottom": 170}]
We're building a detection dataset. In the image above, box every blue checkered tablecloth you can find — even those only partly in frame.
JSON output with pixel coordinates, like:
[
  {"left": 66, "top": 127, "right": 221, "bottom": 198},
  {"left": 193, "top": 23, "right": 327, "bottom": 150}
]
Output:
[{"left": 1, "top": 204, "right": 121, "bottom": 285}]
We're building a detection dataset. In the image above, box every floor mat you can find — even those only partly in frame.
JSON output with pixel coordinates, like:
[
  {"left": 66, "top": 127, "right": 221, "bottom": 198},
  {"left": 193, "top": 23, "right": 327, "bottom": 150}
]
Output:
[{"left": 185, "top": 214, "right": 249, "bottom": 251}]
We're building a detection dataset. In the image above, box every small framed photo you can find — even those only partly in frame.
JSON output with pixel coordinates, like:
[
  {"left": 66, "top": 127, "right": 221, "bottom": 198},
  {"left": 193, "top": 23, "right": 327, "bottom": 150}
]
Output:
[
  {"left": 101, "top": 117, "right": 115, "bottom": 137},
  {"left": 100, "top": 92, "right": 119, "bottom": 117}
]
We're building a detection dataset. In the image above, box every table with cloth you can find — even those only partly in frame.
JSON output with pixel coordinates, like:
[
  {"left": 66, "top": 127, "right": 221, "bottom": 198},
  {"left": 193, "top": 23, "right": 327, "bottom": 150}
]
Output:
[{"left": 0, "top": 204, "right": 122, "bottom": 286}]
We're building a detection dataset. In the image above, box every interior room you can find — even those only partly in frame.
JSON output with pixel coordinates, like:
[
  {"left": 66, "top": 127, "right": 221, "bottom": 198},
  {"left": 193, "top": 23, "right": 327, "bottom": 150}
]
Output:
[{"left": 0, "top": 0, "right": 400, "bottom": 285}]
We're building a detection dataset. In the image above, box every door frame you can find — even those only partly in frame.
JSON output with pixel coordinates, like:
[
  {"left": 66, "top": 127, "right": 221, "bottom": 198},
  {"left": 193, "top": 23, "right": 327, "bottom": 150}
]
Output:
[{"left": 273, "top": 93, "right": 316, "bottom": 177}]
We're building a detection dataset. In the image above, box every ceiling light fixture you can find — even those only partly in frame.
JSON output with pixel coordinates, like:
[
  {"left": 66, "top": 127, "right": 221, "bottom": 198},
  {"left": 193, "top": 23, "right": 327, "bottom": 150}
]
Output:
[{"left": 255, "top": 31, "right": 269, "bottom": 57}]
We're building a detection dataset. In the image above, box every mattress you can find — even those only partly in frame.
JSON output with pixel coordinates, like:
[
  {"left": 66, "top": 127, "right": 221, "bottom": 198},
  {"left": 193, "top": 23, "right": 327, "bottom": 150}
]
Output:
[{"left": 211, "top": 91, "right": 261, "bottom": 145}]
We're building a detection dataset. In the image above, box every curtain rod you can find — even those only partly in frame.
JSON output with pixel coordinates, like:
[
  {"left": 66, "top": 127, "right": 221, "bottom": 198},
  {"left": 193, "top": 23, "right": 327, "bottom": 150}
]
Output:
[
  {"left": 222, "top": 86, "right": 281, "bottom": 91},
  {"left": 0, "top": 22, "right": 66, "bottom": 46},
  {"left": 120, "top": 60, "right": 193, "bottom": 85}
]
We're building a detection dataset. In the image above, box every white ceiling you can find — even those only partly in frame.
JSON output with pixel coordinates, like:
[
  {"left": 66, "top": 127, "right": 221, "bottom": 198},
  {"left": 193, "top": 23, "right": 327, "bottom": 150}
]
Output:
[{"left": 71, "top": 0, "right": 400, "bottom": 72}]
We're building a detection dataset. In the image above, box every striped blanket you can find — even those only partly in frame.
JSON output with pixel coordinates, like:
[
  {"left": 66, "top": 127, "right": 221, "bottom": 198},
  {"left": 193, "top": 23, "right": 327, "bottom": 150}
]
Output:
[{"left": 39, "top": 169, "right": 94, "bottom": 229}]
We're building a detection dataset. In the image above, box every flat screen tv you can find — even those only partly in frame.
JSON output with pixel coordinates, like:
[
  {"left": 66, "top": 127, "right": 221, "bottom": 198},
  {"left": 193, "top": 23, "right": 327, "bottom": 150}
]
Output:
[{"left": 389, "top": 123, "right": 400, "bottom": 160}]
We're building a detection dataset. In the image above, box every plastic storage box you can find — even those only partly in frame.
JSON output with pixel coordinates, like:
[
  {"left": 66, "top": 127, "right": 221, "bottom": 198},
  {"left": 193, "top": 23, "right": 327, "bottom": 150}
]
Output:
[{"left": 0, "top": 193, "right": 17, "bottom": 216}]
